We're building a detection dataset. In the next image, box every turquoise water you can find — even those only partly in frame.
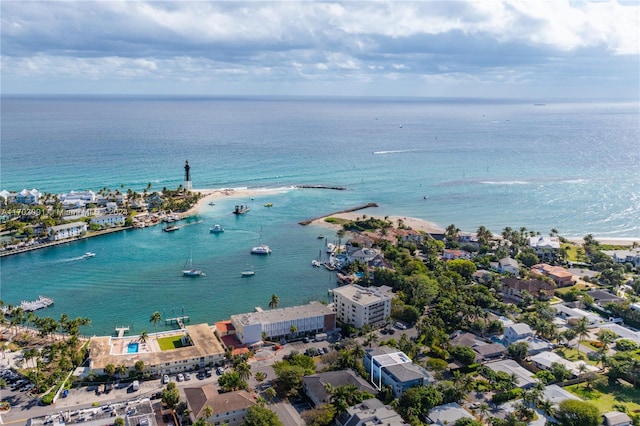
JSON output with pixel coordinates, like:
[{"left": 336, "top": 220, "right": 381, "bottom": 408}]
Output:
[{"left": 1, "top": 96, "right": 638, "bottom": 334}]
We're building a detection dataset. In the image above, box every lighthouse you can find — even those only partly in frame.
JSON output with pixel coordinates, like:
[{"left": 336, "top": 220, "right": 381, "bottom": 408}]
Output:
[{"left": 184, "top": 160, "right": 192, "bottom": 190}]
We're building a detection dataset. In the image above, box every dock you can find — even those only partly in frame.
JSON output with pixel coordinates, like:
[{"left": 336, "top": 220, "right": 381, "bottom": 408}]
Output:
[
  {"left": 1, "top": 295, "right": 54, "bottom": 315},
  {"left": 298, "top": 203, "right": 378, "bottom": 225},
  {"left": 115, "top": 326, "right": 130, "bottom": 338},
  {"left": 165, "top": 315, "right": 190, "bottom": 330}
]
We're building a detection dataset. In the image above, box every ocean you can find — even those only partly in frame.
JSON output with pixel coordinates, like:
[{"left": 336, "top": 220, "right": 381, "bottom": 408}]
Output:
[{"left": 1, "top": 95, "right": 638, "bottom": 335}]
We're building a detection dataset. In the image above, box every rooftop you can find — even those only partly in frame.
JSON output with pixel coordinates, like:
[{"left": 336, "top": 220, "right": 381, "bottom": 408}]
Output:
[
  {"left": 333, "top": 284, "right": 392, "bottom": 305},
  {"left": 367, "top": 346, "right": 412, "bottom": 368},
  {"left": 231, "top": 301, "right": 334, "bottom": 326}
]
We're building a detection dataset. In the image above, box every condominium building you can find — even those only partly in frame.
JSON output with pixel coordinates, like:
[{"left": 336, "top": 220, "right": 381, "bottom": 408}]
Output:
[
  {"left": 333, "top": 284, "right": 393, "bottom": 328},
  {"left": 230, "top": 301, "right": 336, "bottom": 345}
]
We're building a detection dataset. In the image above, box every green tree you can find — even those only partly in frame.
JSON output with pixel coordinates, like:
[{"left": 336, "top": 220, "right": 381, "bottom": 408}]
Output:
[
  {"left": 269, "top": 294, "right": 279, "bottom": 309},
  {"left": 507, "top": 342, "right": 529, "bottom": 361},
  {"left": 219, "top": 371, "right": 248, "bottom": 392},
  {"left": 301, "top": 404, "right": 336, "bottom": 426},
  {"left": 104, "top": 363, "right": 116, "bottom": 378},
  {"left": 236, "top": 361, "right": 252, "bottom": 382},
  {"left": 450, "top": 345, "right": 476, "bottom": 365},
  {"left": 399, "top": 385, "right": 443, "bottom": 417},
  {"left": 555, "top": 400, "right": 600, "bottom": 426},
  {"left": 574, "top": 317, "right": 590, "bottom": 354},
  {"left": 149, "top": 311, "right": 162, "bottom": 334},
  {"left": 162, "top": 382, "right": 181, "bottom": 409},
  {"left": 242, "top": 404, "right": 283, "bottom": 426},
  {"left": 114, "top": 418, "right": 125, "bottom": 426}
]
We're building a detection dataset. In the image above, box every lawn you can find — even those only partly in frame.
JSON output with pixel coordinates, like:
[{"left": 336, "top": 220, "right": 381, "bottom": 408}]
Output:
[
  {"left": 157, "top": 335, "right": 186, "bottom": 351},
  {"left": 554, "top": 347, "right": 598, "bottom": 366},
  {"left": 566, "top": 381, "right": 640, "bottom": 414},
  {"left": 562, "top": 243, "right": 583, "bottom": 263}
]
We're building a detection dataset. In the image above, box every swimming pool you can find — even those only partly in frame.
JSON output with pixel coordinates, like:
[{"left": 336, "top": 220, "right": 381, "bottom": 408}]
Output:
[{"left": 127, "top": 342, "right": 139, "bottom": 354}]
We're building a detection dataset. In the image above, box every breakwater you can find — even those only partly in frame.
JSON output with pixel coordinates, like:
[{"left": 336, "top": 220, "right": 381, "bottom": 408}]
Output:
[
  {"left": 298, "top": 203, "right": 378, "bottom": 225},
  {"left": 296, "top": 185, "right": 347, "bottom": 191}
]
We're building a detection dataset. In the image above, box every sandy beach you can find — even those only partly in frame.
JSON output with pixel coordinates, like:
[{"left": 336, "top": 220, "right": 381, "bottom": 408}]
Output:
[
  {"left": 186, "top": 188, "right": 639, "bottom": 247},
  {"left": 184, "top": 187, "right": 287, "bottom": 216}
]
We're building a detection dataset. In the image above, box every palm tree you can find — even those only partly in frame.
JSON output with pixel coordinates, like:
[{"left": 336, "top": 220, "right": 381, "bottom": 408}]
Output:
[
  {"left": 289, "top": 325, "right": 298, "bottom": 339},
  {"left": 235, "top": 361, "right": 252, "bottom": 382},
  {"left": 574, "top": 316, "right": 589, "bottom": 354},
  {"left": 139, "top": 331, "right": 149, "bottom": 344},
  {"left": 203, "top": 405, "right": 213, "bottom": 420},
  {"left": 268, "top": 294, "right": 279, "bottom": 310},
  {"left": 149, "top": 311, "right": 162, "bottom": 334}
]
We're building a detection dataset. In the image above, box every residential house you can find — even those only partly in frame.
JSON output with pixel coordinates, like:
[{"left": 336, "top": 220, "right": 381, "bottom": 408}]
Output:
[
  {"left": 603, "top": 412, "right": 633, "bottom": 426},
  {"left": 90, "top": 213, "right": 126, "bottom": 227},
  {"left": 530, "top": 351, "right": 598, "bottom": 377},
  {"left": 531, "top": 264, "right": 575, "bottom": 287},
  {"left": 529, "top": 236, "right": 560, "bottom": 261},
  {"left": 364, "top": 346, "right": 435, "bottom": 397},
  {"left": 348, "top": 247, "right": 379, "bottom": 264},
  {"left": 586, "top": 289, "right": 625, "bottom": 307},
  {"left": 541, "top": 384, "right": 581, "bottom": 408},
  {"left": 598, "top": 323, "right": 640, "bottom": 344},
  {"left": 145, "top": 192, "right": 164, "bottom": 209},
  {"left": 184, "top": 384, "right": 255, "bottom": 426},
  {"left": 426, "top": 403, "right": 475, "bottom": 426},
  {"left": 335, "top": 398, "right": 408, "bottom": 426},
  {"left": 47, "top": 222, "right": 88, "bottom": 241},
  {"left": 504, "top": 323, "right": 534, "bottom": 343},
  {"left": 395, "top": 228, "right": 424, "bottom": 244},
  {"left": 0, "top": 190, "right": 15, "bottom": 205},
  {"left": 16, "top": 188, "right": 42, "bottom": 205},
  {"left": 498, "top": 257, "right": 520, "bottom": 275},
  {"left": 60, "top": 190, "right": 96, "bottom": 207},
  {"left": 485, "top": 359, "right": 538, "bottom": 388},
  {"left": 449, "top": 332, "right": 506, "bottom": 361},
  {"left": 603, "top": 250, "right": 640, "bottom": 268},
  {"left": 442, "top": 249, "right": 472, "bottom": 260},
  {"left": 502, "top": 277, "right": 555, "bottom": 302},
  {"left": 552, "top": 304, "right": 604, "bottom": 328},
  {"left": 302, "top": 370, "right": 376, "bottom": 407},
  {"left": 472, "top": 269, "right": 493, "bottom": 284}
]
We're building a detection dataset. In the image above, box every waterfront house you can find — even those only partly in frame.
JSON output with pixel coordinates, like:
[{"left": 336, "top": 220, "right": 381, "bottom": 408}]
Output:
[
  {"left": 529, "top": 236, "right": 560, "bottom": 261},
  {"left": 531, "top": 264, "right": 575, "bottom": 287},
  {"left": 47, "top": 221, "right": 88, "bottom": 241},
  {"left": 184, "top": 384, "right": 255, "bottom": 426},
  {"left": 336, "top": 398, "right": 408, "bottom": 426},
  {"left": 348, "top": 247, "right": 379, "bottom": 264},
  {"left": 603, "top": 249, "right": 640, "bottom": 268},
  {"left": 302, "top": 370, "right": 376, "bottom": 407},
  {"left": 90, "top": 213, "right": 127, "bottom": 227},
  {"left": 395, "top": 228, "right": 424, "bottom": 244},
  {"left": 333, "top": 284, "right": 393, "bottom": 329},
  {"left": 60, "top": 190, "right": 96, "bottom": 207},
  {"left": 145, "top": 192, "right": 165, "bottom": 209},
  {"left": 16, "top": 188, "right": 42, "bottom": 205},
  {"left": 502, "top": 277, "right": 555, "bottom": 302},
  {"left": 0, "top": 189, "right": 15, "bottom": 205},
  {"left": 364, "top": 346, "right": 435, "bottom": 397},
  {"left": 230, "top": 301, "right": 336, "bottom": 345}
]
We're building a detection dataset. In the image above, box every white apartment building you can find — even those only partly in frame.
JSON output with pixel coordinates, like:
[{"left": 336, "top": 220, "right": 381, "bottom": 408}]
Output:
[
  {"left": 47, "top": 222, "right": 88, "bottom": 241},
  {"left": 333, "top": 284, "right": 393, "bottom": 328},
  {"left": 230, "top": 301, "right": 336, "bottom": 345}
]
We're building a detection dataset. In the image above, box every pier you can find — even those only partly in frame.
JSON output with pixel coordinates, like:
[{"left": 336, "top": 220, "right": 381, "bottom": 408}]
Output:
[
  {"left": 115, "top": 326, "right": 130, "bottom": 338},
  {"left": 165, "top": 315, "right": 190, "bottom": 329},
  {"left": 298, "top": 203, "right": 379, "bottom": 225},
  {"left": 1, "top": 295, "right": 54, "bottom": 314}
]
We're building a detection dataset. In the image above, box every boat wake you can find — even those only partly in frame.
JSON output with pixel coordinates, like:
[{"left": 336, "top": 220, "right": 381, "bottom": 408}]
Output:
[{"left": 372, "top": 149, "right": 423, "bottom": 155}]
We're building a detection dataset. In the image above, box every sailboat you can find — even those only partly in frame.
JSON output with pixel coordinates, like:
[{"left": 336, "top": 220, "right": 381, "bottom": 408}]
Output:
[
  {"left": 251, "top": 227, "right": 271, "bottom": 255},
  {"left": 182, "top": 251, "right": 205, "bottom": 277},
  {"left": 312, "top": 249, "right": 322, "bottom": 267}
]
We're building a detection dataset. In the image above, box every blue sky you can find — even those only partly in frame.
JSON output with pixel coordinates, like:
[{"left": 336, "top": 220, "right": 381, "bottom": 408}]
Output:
[{"left": 1, "top": 1, "right": 638, "bottom": 99}]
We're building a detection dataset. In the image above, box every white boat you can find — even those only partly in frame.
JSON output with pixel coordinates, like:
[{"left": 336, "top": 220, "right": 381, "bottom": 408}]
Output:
[
  {"left": 312, "top": 259, "right": 321, "bottom": 268},
  {"left": 251, "top": 227, "right": 271, "bottom": 255},
  {"left": 251, "top": 245, "right": 271, "bottom": 255},
  {"left": 82, "top": 252, "right": 96, "bottom": 259},
  {"left": 182, "top": 251, "right": 205, "bottom": 277},
  {"left": 209, "top": 224, "right": 224, "bottom": 233},
  {"left": 241, "top": 266, "right": 255, "bottom": 277}
]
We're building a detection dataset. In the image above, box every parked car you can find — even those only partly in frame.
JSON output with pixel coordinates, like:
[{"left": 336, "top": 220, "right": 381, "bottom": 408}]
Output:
[
  {"left": 177, "top": 373, "right": 184, "bottom": 382},
  {"left": 162, "top": 374, "right": 170, "bottom": 384},
  {"left": 184, "top": 372, "right": 191, "bottom": 381},
  {"left": 216, "top": 367, "right": 225, "bottom": 375}
]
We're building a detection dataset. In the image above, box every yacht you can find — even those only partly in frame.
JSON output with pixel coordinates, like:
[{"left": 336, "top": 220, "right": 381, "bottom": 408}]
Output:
[
  {"left": 82, "top": 252, "right": 96, "bottom": 259},
  {"left": 241, "top": 267, "right": 255, "bottom": 277},
  {"left": 209, "top": 224, "right": 224, "bottom": 233},
  {"left": 251, "top": 245, "right": 271, "bottom": 255}
]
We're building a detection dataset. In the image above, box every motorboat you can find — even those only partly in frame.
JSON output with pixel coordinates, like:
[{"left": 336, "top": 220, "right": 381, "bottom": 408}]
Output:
[
  {"left": 312, "top": 259, "right": 321, "bottom": 268},
  {"left": 209, "top": 224, "right": 224, "bottom": 233},
  {"left": 233, "top": 205, "right": 250, "bottom": 215},
  {"left": 264, "top": 203, "right": 273, "bottom": 207},
  {"left": 241, "top": 267, "right": 255, "bottom": 277},
  {"left": 82, "top": 252, "right": 96, "bottom": 259},
  {"left": 163, "top": 224, "right": 179, "bottom": 232}
]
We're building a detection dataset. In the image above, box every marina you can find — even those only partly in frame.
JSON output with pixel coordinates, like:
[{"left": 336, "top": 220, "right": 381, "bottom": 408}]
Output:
[{"left": 1, "top": 296, "right": 54, "bottom": 314}]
